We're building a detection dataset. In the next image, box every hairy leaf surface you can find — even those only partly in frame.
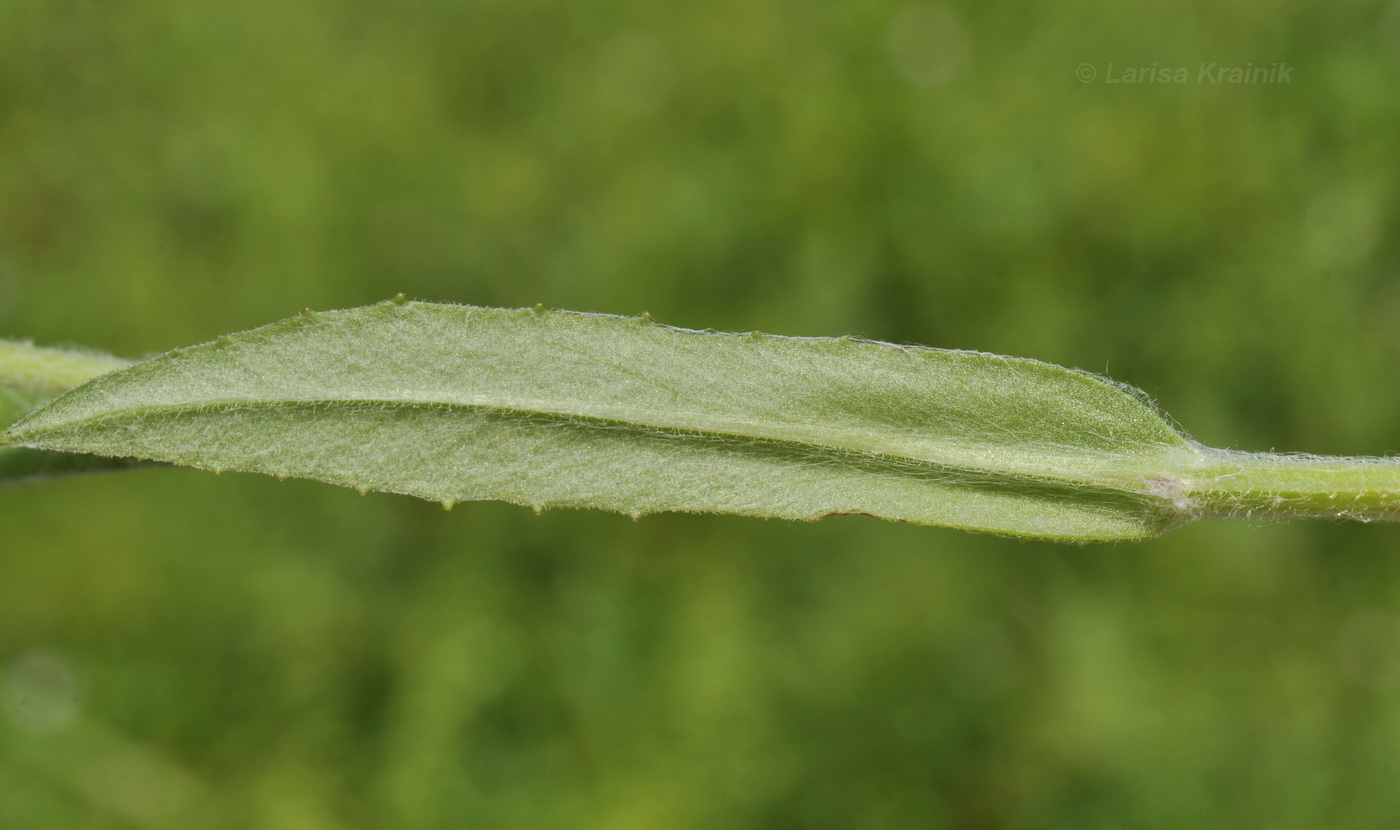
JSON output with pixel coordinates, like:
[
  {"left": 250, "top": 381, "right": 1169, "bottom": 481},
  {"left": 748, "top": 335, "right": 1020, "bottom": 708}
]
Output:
[{"left": 3, "top": 302, "right": 1211, "bottom": 540}]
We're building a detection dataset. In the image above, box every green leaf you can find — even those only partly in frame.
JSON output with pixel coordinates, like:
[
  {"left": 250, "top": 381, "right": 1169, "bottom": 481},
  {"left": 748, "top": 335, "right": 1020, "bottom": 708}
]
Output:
[
  {"left": 1, "top": 301, "right": 1216, "bottom": 541},
  {"left": 0, "top": 340, "right": 143, "bottom": 484}
]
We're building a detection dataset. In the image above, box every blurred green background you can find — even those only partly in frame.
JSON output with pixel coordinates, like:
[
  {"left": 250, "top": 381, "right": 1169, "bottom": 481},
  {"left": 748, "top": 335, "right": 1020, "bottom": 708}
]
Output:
[{"left": 3, "top": 1, "right": 1400, "bottom": 827}]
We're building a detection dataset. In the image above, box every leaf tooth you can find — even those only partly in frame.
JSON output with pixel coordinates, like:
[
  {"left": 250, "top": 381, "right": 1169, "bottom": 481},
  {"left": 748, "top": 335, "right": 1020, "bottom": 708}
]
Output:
[
  {"left": 441, "top": 499, "right": 455, "bottom": 511},
  {"left": 391, "top": 293, "right": 408, "bottom": 305},
  {"left": 357, "top": 486, "right": 369, "bottom": 496},
  {"left": 531, "top": 504, "right": 544, "bottom": 516},
  {"left": 532, "top": 303, "right": 546, "bottom": 315}
]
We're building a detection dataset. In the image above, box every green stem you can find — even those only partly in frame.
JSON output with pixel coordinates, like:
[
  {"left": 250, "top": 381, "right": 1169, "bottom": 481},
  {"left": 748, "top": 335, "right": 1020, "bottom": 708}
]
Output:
[{"left": 1186, "top": 450, "right": 1400, "bottom": 522}]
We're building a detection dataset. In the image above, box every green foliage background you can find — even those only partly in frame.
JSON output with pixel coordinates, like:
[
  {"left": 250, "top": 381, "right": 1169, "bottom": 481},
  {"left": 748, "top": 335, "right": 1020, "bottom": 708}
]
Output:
[{"left": 3, "top": 1, "right": 1400, "bottom": 826}]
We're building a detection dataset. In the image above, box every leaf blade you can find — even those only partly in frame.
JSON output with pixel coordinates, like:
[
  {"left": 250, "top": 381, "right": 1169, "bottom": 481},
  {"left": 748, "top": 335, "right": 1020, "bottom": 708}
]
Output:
[{"left": 3, "top": 302, "right": 1205, "bottom": 540}]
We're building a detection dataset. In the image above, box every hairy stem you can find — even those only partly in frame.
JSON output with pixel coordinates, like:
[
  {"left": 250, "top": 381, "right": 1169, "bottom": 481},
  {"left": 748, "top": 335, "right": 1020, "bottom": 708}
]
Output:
[{"left": 1186, "top": 450, "right": 1400, "bottom": 522}]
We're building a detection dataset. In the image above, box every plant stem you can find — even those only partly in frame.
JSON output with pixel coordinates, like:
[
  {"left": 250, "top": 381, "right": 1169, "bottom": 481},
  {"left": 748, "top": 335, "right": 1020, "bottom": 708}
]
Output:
[{"left": 1187, "top": 450, "right": 1400, "bottom": 522}]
